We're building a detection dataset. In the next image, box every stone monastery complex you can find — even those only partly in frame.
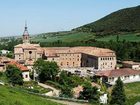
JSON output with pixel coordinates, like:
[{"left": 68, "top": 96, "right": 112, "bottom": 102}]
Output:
[
  {"left": 14, "top": 24, "right": 116, "bottom": 71},
  {"left": 12, "top": 24, "right": 140, "bottom": 84}
]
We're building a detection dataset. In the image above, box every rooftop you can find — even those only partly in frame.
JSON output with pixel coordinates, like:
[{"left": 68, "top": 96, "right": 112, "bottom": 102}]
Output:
[
  {"left": 95, "top": 68, "right": 140, "bottom": 77},
  {"left": 7, "top": 60, "right": 29, "bottom": 72},
  {"left": 43, "top": 46, "right": 116, "bottom": 57},
  {"left": 122, "top": 61, "right": 140, "bottom": 65}
]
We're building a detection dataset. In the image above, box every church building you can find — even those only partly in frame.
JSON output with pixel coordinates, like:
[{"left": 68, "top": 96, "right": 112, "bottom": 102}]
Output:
[{"left": 14, "top": 23, "right": 43, "bottom": 66}]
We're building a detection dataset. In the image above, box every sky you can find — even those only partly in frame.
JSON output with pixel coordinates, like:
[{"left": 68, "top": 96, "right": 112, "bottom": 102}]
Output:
[{"left": 0, "top": 0, "right": 140, "bottom": 36}]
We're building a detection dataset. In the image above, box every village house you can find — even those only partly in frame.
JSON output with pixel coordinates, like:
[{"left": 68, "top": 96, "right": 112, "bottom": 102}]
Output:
[
  {"left": 95, "top": 68, "right": 140, "bottom": 85},
  {"left": 0, "top": 56, "right": 30, "bottom": 81},
  {"left": 7, "top": 60, "right": 30, "bottom": 81},
  {"left": 122, "top": 61, "right": 140, "bottom": 70}
]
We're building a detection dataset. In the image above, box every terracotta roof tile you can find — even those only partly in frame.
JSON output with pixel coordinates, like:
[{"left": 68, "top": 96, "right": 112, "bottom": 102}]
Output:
[
  {"left": 7, "top": 60, "right": 29, "bottom": 72},
  {"left": 95, "top": 68, "right": 140, "bottom": 77},
  {"left": 43, "top": 46, "right": 116, "bottom": 57}
]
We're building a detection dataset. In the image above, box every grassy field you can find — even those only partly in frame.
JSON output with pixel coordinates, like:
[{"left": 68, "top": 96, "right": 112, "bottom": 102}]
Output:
[
  {"left": 31, "top": 32, "right": 95, "bottom": 43},
  {"left": 0, "top": 86, "right": 62, "bottom": 105},
  {"left": 96, "top": 33, "right": 140, "bottom": 42},
  {"left": 124, "top": 82, "right": 140, "bottom": 105},
  {"left": 31, "top": 32, "right": 140, "bottom": 43}
]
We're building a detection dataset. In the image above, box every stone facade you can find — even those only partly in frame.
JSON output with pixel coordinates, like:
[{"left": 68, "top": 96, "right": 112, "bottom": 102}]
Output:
[
  {"left": 43, "top": 47, "right": 116, "bottom": 70},
  {"left": 14, "top": 24, "right": 43, "bottom": 65}
]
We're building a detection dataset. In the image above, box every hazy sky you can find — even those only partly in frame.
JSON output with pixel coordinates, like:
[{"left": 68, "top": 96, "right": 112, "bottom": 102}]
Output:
[{"left": 0, "top": 0, "right": 140, "bottom": 36}]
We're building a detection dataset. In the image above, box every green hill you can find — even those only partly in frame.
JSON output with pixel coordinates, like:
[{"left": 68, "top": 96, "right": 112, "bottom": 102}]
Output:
[
  {"left": 0, "top": 86, "right": 61, "bottom": 105},
  {"left": 74, "top": 5, "right": 140, "bottom": 35},
  {"left": 31, "top": 31, "right": 95, "bottom": 43}
]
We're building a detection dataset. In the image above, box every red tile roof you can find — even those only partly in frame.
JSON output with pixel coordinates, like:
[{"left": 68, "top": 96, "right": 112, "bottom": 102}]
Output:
[
  {"left": 95, "top": 68, "right": 140, "bottom": 77},
  {"left": 7, "top": 60, "right": 29, "bottom": 72}
]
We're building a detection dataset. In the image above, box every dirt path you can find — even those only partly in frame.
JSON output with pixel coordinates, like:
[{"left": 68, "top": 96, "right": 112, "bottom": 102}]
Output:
[{"left": 38, "top": 82, "right": 60, "bottom": 96}]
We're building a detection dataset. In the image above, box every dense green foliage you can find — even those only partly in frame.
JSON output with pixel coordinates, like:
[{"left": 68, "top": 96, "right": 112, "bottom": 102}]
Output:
[
  {"left": 0, "top": 38, "right": 22, "bottom": 51},
  {"left": 97, "top": 33, "right": 140, "bottom": 42},
  {"left": 58, "top": 71, "right": 84, "bottom": 98},
  {"left": 79, "top": 82, "right": 99, "bottom": 103},
  {"left": 33, "top": 59, "right": 59, "bottom": 83},
  {"left": 74, "top": 5, "right": 140, "bottom": 35},
  {"left": 124, "top": 82, "right": 140, "bottom": 105},
  {"left": 110, "top": 77, "right": 126, "bottom": 105},
  {"left": 5, "top": 65, "right": 23, "bottom": 86},
  {"left": 0, "top": 86, "right": 62, "bottom": 105}
]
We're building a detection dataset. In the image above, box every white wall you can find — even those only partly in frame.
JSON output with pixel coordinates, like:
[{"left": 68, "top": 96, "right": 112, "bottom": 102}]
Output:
[
  {"left": 108, "top": 74, "right": 140, "bottom": 85},
  {"left": 22, "top": 71, "right": 30, "bottom": 81}
]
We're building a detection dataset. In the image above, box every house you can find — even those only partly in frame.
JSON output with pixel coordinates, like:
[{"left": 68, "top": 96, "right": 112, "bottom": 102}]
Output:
[
  {"left": 95, "top": 68, "right": 140, "bottom": 85},
  {"left": 7, "top": 61, "right": 30, "bottom": 81},
  {"left": 122, "top": 61, "right": 140, "bottom": 70},
  {"left": 0, "top": 50, "right": 11, "bottom": 55}
]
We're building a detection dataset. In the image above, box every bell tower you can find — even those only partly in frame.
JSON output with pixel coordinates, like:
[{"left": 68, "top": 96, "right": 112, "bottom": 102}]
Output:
[{"left": 23, "top": 22, "right": 30, "bottom": 44}]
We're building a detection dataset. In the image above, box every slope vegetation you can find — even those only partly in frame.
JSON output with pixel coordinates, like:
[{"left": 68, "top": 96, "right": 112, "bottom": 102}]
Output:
[
  {"left": 0, "top": 86, "right": 61, "bottom": 105},
  {"left": 74, "top": 5, "right": 140, "bottom": 35}
]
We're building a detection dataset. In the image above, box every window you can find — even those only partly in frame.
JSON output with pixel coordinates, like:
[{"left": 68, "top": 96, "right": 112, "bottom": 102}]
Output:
[
  {"left": 25, "top": 75, "right": 28, "bottom": 78},
  {"left": 67, "top": 62, "right": 69, "bottom": 66},
  {"left": 29, "top": 51, "right": 32, "bottom": 54},
  {"left": 73, "top": 62, "right": 75, "bottom": 66},
  {"left": 133, "top": 75, "right": 136, "bottom": 78}
]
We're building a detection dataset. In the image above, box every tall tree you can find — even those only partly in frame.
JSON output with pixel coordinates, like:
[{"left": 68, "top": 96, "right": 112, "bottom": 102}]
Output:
[
  {"left": 79, "top": 82, "right": 99, "bottom": 103},
  {"left": 33, "top": 59, "right": 59, "bottom": 83},
  {"left": 5, "top": 65, "right": 23, "bottom": 85},
  {"left": 110, "top": 77, "right": 126, "bottom": 105}
]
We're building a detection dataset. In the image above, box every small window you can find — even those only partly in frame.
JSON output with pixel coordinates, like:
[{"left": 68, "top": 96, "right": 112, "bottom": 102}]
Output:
[
  {"left": 73, "top": 62, "right": 75, "bottom": 66},
  {"left": 67, "top": 62, "right": 69, "bottom": 66},
  {"left": 25, "top": 75, "right": 28, "bottom": 78},
  {"left": 29, "top": 51, "right": 32, "bottom": 54}
]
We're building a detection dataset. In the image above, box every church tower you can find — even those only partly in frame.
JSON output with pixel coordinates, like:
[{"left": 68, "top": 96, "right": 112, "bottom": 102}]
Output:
[{"left": 23, "top": 22, "right": 30, "bottom": 44}]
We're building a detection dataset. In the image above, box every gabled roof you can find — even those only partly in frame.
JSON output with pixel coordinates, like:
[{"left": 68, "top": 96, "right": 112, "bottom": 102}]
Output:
[
  {"left": 95, "top": 68, "right": 140, "bottom": 77},
  {"left": 43, "top": 46, "right": 116, "bottom": 57},
  {"left": 7, "top": 60, "right": 29, "bottom": 72}
]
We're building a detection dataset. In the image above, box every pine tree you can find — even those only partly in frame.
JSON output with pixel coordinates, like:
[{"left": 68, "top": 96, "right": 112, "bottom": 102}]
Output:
[{"left": 110, "top": 77, "right": 126, "bottom": 105}]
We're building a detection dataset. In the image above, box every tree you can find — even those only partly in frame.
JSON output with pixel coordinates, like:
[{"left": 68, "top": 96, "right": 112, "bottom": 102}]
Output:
[
  {"left": 60, "top": 86, "right": 73, "bottom": 98},
  {"left": 5, "top": 65, "right": 23, "bottom": 85},
  {"left": 33, "top": 59, "right": 59, "bottom": 83},
  {"left": 79, "top": 82, "right": 99, "bottom": 103},
  {"left": 110, "top": 77, "right": 126, "bottom": 105}
]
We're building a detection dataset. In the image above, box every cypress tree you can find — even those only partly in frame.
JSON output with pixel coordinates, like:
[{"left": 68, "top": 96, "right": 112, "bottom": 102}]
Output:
[{"left": 110, "top": 77, "right": 126, "bottom": 105}]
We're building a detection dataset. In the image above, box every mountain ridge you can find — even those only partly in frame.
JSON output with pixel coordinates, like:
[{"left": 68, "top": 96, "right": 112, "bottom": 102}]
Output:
[{"left": 73, "top": 5, "right": 140, "bottom": 35}]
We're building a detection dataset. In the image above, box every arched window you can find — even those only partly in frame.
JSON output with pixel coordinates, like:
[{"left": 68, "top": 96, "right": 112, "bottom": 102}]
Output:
[{"left": 29, "top": 51, "right": 32, "bottom": 54}]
